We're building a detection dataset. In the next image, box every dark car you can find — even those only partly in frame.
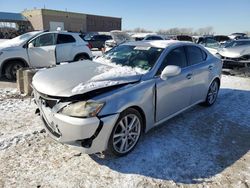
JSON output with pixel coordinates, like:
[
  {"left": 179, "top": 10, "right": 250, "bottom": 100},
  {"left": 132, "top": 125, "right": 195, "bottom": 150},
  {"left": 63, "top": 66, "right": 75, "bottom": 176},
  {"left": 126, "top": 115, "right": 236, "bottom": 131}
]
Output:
[
  {"left": 214, "top": 35, "right": 230, "bottom": 43},
  {"left": 175, "top": 35, "right": 193, "bottom": 42},
  {"left": 84, "top": 34, "right": 112, "bottom": 49}
]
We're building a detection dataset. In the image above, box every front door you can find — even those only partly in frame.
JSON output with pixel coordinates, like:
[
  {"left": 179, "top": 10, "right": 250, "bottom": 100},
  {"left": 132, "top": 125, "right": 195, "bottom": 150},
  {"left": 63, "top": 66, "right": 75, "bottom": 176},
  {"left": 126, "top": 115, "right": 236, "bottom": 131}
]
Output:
[
  {"left": 27, "top": 33, "right": 56, "bottom": 68},
  {"left": 156, "top": 47, "right": 193, "bottom": 122}
]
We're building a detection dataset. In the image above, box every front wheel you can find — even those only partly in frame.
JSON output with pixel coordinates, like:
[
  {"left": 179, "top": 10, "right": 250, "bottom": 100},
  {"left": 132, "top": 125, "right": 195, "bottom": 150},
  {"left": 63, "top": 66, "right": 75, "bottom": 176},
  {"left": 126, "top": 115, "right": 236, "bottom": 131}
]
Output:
[
  {"left": 108, "top": 108, "right": 143, "bottom": 157},
  {"left": 5, "top": 61, "right": 24, "bottom": 80},
  {"left": 202, "top": 80, "right": 219, "bottom": 106}
]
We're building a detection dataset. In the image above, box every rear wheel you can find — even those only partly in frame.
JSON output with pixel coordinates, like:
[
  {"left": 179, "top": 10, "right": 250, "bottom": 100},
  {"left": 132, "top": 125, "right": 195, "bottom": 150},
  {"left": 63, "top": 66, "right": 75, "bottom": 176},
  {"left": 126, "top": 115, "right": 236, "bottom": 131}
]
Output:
[
  {"left": 202, "top": 80, "right": 219, "bottom": 106},
  {"left": 5, "top": 61, "right": 24, "bottom": 80},
  {"left": 74, "top": 54, "right": 89, "bottom": 61},
  {"left": 108, "top": 108, "right": 143, "bottom": 157}
]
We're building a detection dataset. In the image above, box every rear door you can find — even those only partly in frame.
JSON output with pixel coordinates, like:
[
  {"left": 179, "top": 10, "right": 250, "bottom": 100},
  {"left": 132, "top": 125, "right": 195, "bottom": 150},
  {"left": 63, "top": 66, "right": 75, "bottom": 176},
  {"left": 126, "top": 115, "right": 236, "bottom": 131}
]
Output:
[
  {"left": 156, "top": 47, "right": 193, "bottom": 122},
  {"left": 185, "top": 46, "right": 211, "bottom": 104},
  {"left": 27, "top": 33, "right": 56, "bottom": 67},
  {"left": 56, "top": 34, "right": 76, "bottom": 62}
]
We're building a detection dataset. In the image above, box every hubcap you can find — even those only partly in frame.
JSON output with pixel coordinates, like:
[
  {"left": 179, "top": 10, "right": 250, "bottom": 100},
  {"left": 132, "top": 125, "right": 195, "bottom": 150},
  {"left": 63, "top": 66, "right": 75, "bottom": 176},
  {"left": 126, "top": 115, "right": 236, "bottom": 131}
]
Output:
[
  {"left": 113, "top": 114, "right": 141, "bottom": 154},
  {"left": 208, "top": 81, "right": 218, "bottom": 104}
]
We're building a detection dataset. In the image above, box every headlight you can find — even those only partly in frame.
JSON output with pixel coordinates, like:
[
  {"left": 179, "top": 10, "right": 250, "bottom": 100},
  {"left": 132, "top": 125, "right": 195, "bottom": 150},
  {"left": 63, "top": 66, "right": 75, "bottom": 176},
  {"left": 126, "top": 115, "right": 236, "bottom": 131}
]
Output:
[{"left": 60, "top": 101, "right": 104, "bottom": 118}]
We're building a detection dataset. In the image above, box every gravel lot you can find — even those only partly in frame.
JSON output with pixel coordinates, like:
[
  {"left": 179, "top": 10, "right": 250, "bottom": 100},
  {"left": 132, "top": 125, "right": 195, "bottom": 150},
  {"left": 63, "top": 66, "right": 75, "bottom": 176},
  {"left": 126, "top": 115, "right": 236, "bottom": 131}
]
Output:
[{"left": 0, "top": 75, "right": 250, "bottom": 188}]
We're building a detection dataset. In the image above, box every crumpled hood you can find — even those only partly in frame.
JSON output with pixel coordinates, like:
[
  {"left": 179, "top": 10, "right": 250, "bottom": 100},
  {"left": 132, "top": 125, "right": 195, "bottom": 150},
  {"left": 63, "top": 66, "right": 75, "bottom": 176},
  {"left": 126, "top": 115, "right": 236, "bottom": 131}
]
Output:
[
  {"left": 218, "top": 46, "right": 250, "bottom": 58},
  {"left": 32, "top": 60, "right": 142, "bottom": 97}
]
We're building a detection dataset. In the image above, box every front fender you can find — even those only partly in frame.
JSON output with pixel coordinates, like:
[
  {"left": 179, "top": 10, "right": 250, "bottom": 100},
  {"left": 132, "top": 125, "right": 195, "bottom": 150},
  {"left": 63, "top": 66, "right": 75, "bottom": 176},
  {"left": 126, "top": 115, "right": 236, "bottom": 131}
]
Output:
[{"left": 96, "top": 80, "right": 156, "bottom": 132}]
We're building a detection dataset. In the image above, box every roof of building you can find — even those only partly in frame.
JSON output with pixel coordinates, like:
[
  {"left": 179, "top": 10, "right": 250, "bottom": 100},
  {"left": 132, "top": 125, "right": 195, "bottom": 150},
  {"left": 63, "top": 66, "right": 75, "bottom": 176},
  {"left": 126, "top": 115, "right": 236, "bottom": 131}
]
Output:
[{"left": 0, "top": 12, "right": 28, "bottom": 21}]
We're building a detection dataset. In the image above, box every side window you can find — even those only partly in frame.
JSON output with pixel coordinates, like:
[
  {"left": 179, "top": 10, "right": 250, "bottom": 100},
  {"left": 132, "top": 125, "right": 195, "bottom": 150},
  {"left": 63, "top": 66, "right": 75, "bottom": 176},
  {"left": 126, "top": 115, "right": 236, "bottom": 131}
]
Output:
[
  {"left": 31, "top": 33, "right": 56, "bottom": 47},
  {"left": 57, "top": 34, "right": 76, "bottom": 44},
  {"left": 186, "top": 46, "right": 204, "bottom": 66},
  {"left": 157, "top": 47, "right": 187, "bottom": 75}
]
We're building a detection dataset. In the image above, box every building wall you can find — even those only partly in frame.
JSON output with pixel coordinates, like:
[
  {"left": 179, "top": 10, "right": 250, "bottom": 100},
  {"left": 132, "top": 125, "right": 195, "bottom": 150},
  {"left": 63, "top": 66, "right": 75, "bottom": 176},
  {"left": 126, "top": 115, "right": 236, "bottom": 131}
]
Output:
[
  {"left": 86, "top": 14, "right": 121, "bottom": 32},
  {"left": 22, "top": 9, "right": 121, "bottom": 33},
  {"left": 41, "top": 9, "right": 87, "bottom": 32},
  {"left": 22, "top": 9, "right": 44, "bottom": 30}
]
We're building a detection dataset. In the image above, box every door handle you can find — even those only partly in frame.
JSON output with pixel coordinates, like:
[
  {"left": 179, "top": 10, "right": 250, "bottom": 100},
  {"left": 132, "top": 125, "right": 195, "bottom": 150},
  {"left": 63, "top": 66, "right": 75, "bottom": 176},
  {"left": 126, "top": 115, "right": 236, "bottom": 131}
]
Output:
[
  {"left": 186, "top": 73, "right": 193, "bottom": 80},
  {"left": 208, "top": 65, "right": 214, "bottom": 70}
]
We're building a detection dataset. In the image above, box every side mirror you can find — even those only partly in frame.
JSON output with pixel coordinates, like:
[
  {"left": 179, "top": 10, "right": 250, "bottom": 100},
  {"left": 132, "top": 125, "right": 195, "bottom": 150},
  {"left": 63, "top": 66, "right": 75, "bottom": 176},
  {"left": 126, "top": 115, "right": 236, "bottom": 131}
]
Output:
[
  {"left": 160, "top": 65, "right": 181, "bottom": 80},
  {"left": 28, "top": 43, "right": 34, "bottom": 48}
]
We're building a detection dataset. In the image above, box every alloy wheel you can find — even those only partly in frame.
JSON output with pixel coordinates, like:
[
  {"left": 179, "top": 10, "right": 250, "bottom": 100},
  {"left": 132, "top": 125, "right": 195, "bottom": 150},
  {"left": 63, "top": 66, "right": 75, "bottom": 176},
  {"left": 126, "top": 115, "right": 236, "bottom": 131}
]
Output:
[
  {"left": 207, "top": 81, "right": 219, "bottom": 105},
  {"left": 112, "top": 114, "right": 141, "bottom": 154}
]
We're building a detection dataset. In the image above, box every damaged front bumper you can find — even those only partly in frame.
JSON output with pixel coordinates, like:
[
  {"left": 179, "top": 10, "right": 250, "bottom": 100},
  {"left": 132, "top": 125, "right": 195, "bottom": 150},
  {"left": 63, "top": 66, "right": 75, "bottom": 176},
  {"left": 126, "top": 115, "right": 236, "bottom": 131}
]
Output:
[
  {"left": 34, "top": 91, "right": 119, "bottom": 154},
  {"left": 220, "top": 55, "right": 250, "bottom": 68}
]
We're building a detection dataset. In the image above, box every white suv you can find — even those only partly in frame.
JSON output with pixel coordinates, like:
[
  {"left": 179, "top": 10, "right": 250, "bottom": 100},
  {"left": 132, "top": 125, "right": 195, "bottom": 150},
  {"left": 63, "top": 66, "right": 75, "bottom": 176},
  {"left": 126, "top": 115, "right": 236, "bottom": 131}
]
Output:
[{"left": 0, "top": 31, "right": 93, "bottom": 79}]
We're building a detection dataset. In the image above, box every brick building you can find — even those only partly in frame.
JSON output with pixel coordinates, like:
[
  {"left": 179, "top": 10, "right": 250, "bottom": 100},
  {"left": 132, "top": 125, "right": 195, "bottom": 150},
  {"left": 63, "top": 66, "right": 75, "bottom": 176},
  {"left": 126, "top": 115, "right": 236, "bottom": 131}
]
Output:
[{"left": 22, "top": 9, "right": 122, "bottom": 33}]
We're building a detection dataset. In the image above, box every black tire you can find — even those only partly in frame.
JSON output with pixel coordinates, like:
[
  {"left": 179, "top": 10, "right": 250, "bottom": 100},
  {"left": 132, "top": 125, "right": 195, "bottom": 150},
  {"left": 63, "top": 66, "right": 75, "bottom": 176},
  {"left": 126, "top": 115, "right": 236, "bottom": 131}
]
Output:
[
  {"left": 202, "top": 79, "right": 219, "bottom": 106},
  {"left": 74, "top": 54, "right": 89, "bottom": 61},
  {"left": 5, "top": 61, "right": 24, "bottom": 80},
  {"left": 107, "top": 108, "right": 143, "bottom": 157}
]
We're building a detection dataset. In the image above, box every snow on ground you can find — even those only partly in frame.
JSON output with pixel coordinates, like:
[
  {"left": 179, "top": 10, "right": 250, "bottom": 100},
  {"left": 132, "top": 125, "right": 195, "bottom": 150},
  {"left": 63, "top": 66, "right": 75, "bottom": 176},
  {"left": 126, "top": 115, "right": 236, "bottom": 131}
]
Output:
[{"left": 0, "top": 75, "right": 250, "bottom": 188}]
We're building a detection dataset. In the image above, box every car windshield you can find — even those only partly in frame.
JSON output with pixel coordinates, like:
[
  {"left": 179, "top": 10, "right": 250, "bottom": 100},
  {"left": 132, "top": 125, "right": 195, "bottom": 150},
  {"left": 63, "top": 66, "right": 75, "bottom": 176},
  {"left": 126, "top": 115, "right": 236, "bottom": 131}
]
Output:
[
  {"left": 224, "top": 40, "right": 250, "bottom": 48},
  {"left": 98, "top": 45, "right": 164, "bottom": 71},
  {"left": 0, "top": 31, "right": 41, "bottom": 47}
]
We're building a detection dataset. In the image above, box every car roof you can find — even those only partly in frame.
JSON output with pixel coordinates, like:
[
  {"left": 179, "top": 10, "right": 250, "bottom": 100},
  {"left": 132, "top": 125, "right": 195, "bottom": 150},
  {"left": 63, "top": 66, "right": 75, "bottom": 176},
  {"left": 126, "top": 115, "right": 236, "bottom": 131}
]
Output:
[
  {"left": 233, "top": 39, "right": 250, "bottom": 42},
  {"left": 123, "top": 40, "right": 193, "bottom": 49}
]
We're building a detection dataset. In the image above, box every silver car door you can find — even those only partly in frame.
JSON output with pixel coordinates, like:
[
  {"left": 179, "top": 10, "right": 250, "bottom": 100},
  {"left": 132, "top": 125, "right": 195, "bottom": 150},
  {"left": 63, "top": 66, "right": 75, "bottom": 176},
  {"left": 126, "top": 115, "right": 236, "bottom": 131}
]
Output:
[
  {"left": 56, "top": 34, "right": 76, "bottom": 63},
  {"left": 185, "top": 46, "right": 211, "bottom": 104},
  {"left": 27, "top": 33, "right": 56, "bottom": 68},
  {"left": 156, "top": 47, "right": 193, "bottom": 122}
]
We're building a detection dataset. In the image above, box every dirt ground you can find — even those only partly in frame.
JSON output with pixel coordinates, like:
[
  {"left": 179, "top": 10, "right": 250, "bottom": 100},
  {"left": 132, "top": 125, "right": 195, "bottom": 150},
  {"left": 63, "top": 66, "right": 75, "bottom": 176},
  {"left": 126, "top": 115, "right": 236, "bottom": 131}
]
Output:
[{"left": 0, "top": 75, "right": 250, "bottom": 188}]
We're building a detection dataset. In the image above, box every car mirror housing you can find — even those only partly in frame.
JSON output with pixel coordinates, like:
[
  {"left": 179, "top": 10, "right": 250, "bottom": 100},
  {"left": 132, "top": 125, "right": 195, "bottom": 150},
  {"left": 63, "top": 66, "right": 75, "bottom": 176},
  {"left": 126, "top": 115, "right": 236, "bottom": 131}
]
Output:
[
  {"left": 28, "top": 43, "right": 34, "bottom": 48},
  {"left": 160, "top": 65, "right": 181, "bottom": 80}
]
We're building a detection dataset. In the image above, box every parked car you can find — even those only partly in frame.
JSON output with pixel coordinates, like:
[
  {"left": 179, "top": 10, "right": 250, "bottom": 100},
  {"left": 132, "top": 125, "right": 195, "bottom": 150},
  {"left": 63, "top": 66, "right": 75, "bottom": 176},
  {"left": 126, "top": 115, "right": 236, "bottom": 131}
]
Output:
[
  {"left": 228, "top": 33, "right": 247, "bottom": 40},
  {"left": 218, "top": 39, "right": 250, "bottom": 68},
  {"left": 105, "top": 30, "right": 134, "bottom": 51},
  {"left": 197, "top": 37, "right": 221, "bottom": 55},
  {"left": 174, "top": 35, "right": 193, "bottom": 42},
  {"left": 131, "top": 33, "right": 164, "bottom": 41},
  {"left": 84, "top": 34, "right": 112, "bottom": 49},
  {"left": 214, "top": 35, "right": 230, "bottom": 44},
  {"left": 0, "top": 31, "right": 92, "bottom": 79},
  {"left": 32, "top": 40, "right": 222, "bottom": 156}
]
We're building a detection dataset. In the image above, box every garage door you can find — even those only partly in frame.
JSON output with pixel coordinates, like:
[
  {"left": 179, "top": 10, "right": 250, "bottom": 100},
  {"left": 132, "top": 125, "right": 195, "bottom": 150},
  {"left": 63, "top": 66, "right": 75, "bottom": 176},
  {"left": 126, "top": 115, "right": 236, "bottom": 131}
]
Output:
[{"left": 49, "top": 21, "right": 65, "bottom": 31}]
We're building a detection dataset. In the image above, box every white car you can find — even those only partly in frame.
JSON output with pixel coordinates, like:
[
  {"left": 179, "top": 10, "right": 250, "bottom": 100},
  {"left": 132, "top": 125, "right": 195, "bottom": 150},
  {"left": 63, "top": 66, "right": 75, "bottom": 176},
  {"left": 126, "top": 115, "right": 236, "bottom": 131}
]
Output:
[
  {"left": 0, "top": 31, "right": 93, "bottom": 79},
  {"left": 104, "top": 30, "right": 134, "bottom": 52}
]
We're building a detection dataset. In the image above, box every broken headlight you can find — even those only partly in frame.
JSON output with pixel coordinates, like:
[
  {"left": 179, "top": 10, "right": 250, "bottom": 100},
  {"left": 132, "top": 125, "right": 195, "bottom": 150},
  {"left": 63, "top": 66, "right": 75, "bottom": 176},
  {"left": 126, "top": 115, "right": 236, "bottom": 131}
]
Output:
[{"left": 60, "top": 101, "right": 104, "bottom": 118}]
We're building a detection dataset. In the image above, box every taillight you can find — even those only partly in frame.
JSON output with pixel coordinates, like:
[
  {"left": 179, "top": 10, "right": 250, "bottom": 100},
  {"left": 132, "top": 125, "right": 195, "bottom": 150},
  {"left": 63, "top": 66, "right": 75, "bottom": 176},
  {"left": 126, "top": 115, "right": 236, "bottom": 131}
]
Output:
[{"left": 87, "top": 43, "right": 92, "bottom": 49}]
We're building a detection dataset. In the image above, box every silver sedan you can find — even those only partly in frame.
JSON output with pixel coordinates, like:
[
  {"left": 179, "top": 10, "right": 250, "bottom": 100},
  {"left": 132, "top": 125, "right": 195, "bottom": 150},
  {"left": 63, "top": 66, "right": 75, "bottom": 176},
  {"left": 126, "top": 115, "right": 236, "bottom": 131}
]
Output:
[{"left": 32, "top": 40, "right": 222, "bottom": 156}]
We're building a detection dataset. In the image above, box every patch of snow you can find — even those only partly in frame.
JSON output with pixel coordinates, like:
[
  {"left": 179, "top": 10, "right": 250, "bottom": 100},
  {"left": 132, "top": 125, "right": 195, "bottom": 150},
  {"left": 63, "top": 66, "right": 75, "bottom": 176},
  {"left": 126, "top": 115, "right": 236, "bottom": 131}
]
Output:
[
  {"left": 94, "top": 56, "right": 149, "bottom": 74},
  {"left": 91, "top": 66, "right": 144, "bottom": 81},
  {"left": 0, "top": 88, "right": 19, "bottom": 100},
  {"left": 72, "top": 80, "right": 120, "bottom": 94},
  {"left": 71, "top": 64, "right": 146, "bottom": 94}
]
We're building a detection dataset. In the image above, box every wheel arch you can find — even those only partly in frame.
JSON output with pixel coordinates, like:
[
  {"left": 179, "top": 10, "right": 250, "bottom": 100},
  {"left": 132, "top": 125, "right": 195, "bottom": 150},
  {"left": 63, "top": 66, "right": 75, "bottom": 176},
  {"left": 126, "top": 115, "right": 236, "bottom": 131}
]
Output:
[
  {"left": 123, "top": 106, "right": 147, "bottom": 133},
  {"left": 73, "top": 53, "right": 91, "bottom": 61},
  {"left": 1, "top": 58, "right": 29, "bottom": 75}
]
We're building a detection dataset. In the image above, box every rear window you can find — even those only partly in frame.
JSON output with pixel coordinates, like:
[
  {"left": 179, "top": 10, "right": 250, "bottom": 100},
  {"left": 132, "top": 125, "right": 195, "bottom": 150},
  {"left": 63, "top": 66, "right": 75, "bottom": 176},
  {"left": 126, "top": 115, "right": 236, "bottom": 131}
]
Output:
[
  {"left": 57, "top": 34, "right": 76, "bottom": 44},
  {"left": 186, "top": 46, "right": 205, "bottom": 66}
]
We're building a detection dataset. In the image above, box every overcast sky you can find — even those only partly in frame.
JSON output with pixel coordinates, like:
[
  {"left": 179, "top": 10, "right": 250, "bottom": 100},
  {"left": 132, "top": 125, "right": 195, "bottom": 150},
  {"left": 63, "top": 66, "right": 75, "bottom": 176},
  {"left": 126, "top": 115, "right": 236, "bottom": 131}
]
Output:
[{"left": 1, "top": 0, "right": 250, "bottom": 34}]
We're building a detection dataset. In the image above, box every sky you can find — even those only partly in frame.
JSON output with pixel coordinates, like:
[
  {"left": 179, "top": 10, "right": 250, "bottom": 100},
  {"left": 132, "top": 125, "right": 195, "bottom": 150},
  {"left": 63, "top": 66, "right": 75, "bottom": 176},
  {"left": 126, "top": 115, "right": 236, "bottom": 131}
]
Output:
[{"left": 1, "top": 0, "right": 250, "bottom": 34}]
